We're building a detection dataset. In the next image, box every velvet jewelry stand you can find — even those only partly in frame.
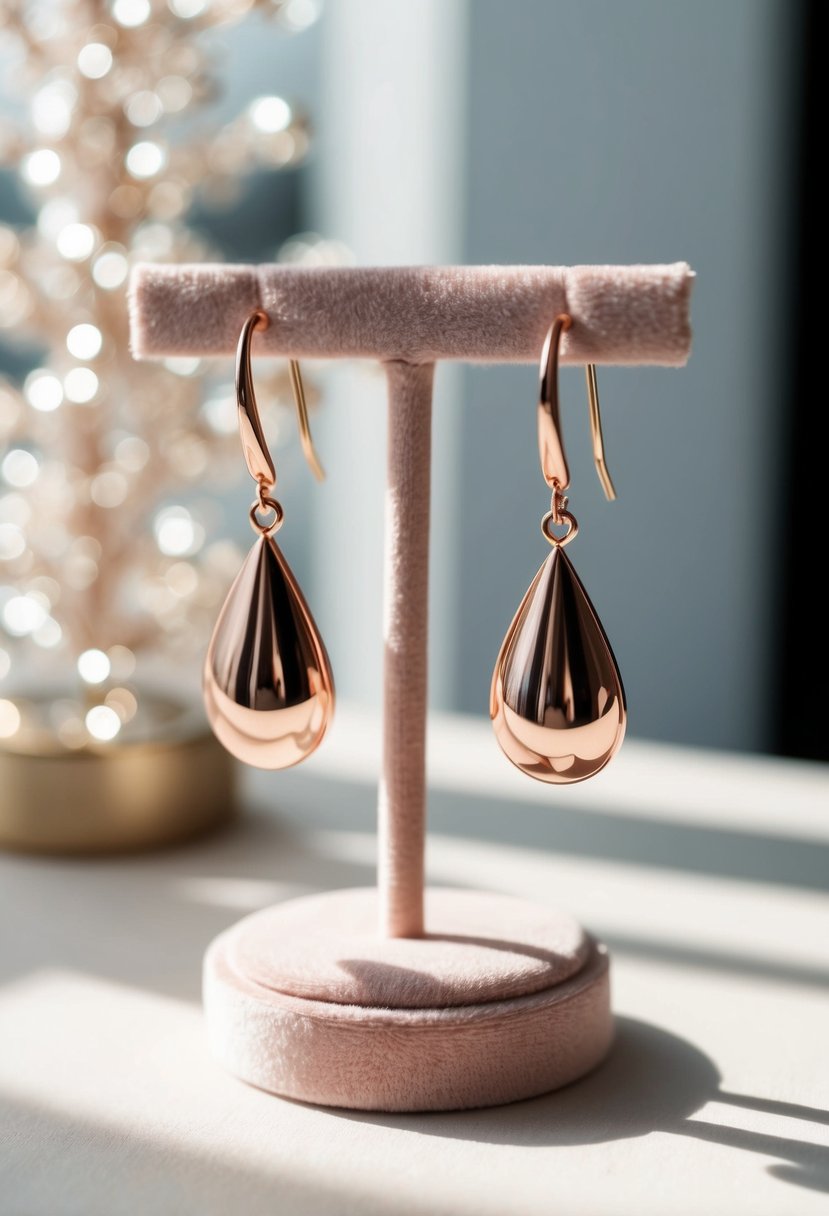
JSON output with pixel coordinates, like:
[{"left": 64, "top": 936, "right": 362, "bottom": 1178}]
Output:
[{"left": 129, "top": 263, "right": 693, "bottom": 1112}]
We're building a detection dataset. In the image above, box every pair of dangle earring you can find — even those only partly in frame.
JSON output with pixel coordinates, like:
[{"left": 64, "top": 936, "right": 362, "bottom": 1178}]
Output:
[
  {"left": 208, "top": 308, "right": 621, "bottom": 781},
  {"left": 491, "top": 314, "right": 626, "bottom": 784},
  {"left": 203, "top": 310, "right": 334, "bottom": 770}
]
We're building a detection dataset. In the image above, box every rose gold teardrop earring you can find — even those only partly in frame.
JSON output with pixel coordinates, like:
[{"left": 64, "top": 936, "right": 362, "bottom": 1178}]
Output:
[
  {"left": 490, "top": 314, "right": 626, "bottom": 784},
  {"left": 203, "top": 309, "right": 334, "bottom": 770}
]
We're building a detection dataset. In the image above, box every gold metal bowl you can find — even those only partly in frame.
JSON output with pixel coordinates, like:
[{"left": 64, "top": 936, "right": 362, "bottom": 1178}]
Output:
[{"left": 0, "top": 690, "right": 236, "bottom": 854}]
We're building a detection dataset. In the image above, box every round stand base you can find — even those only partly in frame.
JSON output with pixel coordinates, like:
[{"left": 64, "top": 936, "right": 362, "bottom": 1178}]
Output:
[{"left": 203, "top": 888, "right": 612, "bottom": 1112}]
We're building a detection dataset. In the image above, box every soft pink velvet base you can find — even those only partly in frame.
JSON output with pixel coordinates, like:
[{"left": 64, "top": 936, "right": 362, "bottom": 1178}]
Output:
[{"left": 203, "top": 888, "right": 612, "bottom": 1112}]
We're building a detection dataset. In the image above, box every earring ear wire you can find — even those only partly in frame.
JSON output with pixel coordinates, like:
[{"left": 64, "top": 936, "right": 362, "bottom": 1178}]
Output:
[
  {"left": 538, "top": 313, "right": 616, "bottom": 504},
  {"left": 236, "top": 309, "right": 325, "bottom": 489},
  {"left": 584, "top": 362, "right": 616, "bottom": 503}
]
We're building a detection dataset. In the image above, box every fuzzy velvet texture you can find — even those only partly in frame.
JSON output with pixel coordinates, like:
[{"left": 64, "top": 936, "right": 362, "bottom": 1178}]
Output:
[
  {"left": 380, "top": 362, "right": 433, "bottom": 937},
  {"left": 129, "top": 263, "right": 693, "bottom": 365},
  {"left": 203, "top": 888, "right": 612, "bottom": 1112},
  {"left": 224, "top": 889, "right": 590, "bottom": 1008}
]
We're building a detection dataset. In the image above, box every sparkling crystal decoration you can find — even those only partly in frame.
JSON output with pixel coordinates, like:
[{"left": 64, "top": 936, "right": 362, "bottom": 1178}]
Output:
[{"left": 0, "top": 0, "right": 333, "bottom": 747}]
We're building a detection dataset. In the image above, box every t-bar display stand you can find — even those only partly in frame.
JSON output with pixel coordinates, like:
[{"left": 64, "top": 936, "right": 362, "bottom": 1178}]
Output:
[{"left": 130, "top": 262, "right": 693, "bottom": 1111}]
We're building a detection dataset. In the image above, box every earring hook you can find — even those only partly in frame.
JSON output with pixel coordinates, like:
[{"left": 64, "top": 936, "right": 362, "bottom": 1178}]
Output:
[
  {"left": 538, "top": 313, "right": 616, "bottom": 502},
  {"left": 236, "top": 309, "right": 325, "bottom": 489}
]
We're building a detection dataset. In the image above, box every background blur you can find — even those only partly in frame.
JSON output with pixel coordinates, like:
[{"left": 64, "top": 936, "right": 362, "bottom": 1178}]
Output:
[{"left": 2, "top": 0, "right": 818, "bottom": 759}]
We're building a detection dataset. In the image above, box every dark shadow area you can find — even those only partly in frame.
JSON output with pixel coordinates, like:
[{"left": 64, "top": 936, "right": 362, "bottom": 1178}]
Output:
[
  {"left": 722, "top": 1091, "right": 829, "bottom": 1128},
  {"left": 334, "top": 926, "right": 598, "bottom": 1004},
  {"left": 0, "top": 809, "right": 375, "bottom": 1004},
  {"left": 336, "top": 1018, "right": 829, "bottom": 1195},
  {"left": 428, "top": 785, "right": 829, "bottom": 894},
  {"left": 426, "top": 931, "right": 584, "bottom": 965},
  {"left": 340, "top": 924, "right": 829, "bottom": 1001},
  {"left": 266, "top": 766, "right": 829, "bottom": 891},
  {"left": 777, "top": 0, "right": 826, "bottom": 762},
  {"left": 5, "top": 765, "right": 825, "bottom": 1012},
  {"left": 603, "top": 931, "right": 829, "bottom": 992}
]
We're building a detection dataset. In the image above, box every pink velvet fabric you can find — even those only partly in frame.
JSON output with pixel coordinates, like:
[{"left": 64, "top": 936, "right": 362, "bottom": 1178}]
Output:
[
  {"left": 203, "top": 888, "right": 612, "bottom": 1112},
  {"left": 129, "top": 263, "right": 693, "bottom": 365},
  {"left": 381, "top": 363, "right": 433, "bottom": 937},
  {"left": 224, "top": 888, "right": 590, "bottom": 1008}
]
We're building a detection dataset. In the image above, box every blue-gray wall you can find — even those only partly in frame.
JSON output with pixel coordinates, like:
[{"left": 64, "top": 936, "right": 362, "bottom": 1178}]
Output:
[{"left": 454, "top": 0, "right": 793, "bottom": 751}]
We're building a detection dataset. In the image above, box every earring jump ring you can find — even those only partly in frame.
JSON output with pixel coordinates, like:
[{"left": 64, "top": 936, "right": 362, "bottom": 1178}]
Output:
[
  {"left": 249, "top": 495, "right": 284, "bottom": 536},
  {"left": 541, "top": 508, "right": 579, "bottom": 547}
]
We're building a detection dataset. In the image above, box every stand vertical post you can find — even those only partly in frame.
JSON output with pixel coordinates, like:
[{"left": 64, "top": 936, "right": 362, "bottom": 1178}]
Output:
[{"left": 379, "top": 360, "right": 435, "bottom": 938}]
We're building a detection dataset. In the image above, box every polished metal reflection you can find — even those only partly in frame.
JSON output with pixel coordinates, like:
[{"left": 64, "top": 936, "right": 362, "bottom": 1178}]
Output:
[
  {"left": 491, "top": 546, "right": 625, "bottom": 783},
  {"left": 204, "top": 534, "right": 334, "bottom": 769},
  {"left": 492, "top": 312, "right": 625, "bottom": 784},
  {"left": 204, "top": 309, "right": 333, "bottom": 769},
  {"left": 538, "top": 314, "right": 616, "bottom": 501},
  {"left": 235, "top": 309, "right": 325, "bottom": 485},
  {"left": 236, "top": 310, "right": 276, "bottom": 486}
]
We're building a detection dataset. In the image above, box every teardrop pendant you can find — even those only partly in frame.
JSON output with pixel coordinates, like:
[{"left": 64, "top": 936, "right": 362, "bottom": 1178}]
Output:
[
  {"left": 491, "top": 546, "right": 625, "bottom": 784},
  {"left": 203, "top": 534, "right": 334, "bottom": 770}
]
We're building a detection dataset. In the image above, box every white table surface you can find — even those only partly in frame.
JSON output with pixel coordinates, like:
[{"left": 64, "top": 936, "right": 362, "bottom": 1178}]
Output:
[{"left": 1, "top": 707, "right": 828, "bottom": 1216}]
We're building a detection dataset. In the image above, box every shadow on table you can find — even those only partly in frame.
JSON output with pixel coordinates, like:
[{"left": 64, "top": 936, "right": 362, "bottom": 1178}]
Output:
[
  {"left": 2, "top": 1012, "right": 824, "bottom": 1213},
  {"left": 269, "top": 767, "right": 829, "bottom": 894},
  {"left": 3, "top": 767, "right": 828, "bottom": 1006},
  {"left": 268, "top": 770, "right": 829, "bottom": 992},
  {"left": 0, "top": 810, "right": 376, "bottom": 1003},
  {"left": 339, "top": 1016, "right": 829, "bottom": 1197},
  {"left": 3, "top": 771, "right": 828, "bottom": 1210}
]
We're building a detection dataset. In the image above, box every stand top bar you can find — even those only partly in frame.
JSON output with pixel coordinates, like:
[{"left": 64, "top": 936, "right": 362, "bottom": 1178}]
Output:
[{"left": 129, "top": 263, "right": 693, "bottom": 366}]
